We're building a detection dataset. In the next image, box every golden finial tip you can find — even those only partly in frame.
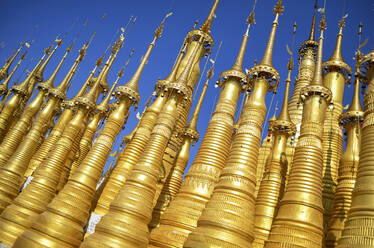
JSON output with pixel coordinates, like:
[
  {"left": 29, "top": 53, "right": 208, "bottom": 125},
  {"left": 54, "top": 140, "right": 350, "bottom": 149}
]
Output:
[
  {"left": 273, "top": 0, "right": 284, "bottom": 15},
  {"left": 247, "top": 11, "right": 256, "bottom": 25}
]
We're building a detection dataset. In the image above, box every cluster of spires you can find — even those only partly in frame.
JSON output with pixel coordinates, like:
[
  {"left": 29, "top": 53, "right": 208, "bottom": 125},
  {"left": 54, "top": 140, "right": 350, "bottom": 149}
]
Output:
[{"left": 0, "top": 0, "right": 372, "bottom": 247}]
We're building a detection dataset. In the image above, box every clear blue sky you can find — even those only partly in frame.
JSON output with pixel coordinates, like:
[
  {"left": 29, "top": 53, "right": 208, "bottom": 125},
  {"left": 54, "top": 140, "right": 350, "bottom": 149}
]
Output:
[{"left": 1, "top": 0, "right": 373, "bottom": 174}]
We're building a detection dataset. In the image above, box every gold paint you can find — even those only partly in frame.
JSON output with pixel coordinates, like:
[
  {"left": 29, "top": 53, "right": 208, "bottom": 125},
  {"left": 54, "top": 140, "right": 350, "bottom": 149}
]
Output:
[
  {"left": 265, "top": 16, "right": 332, "bottom": 248},
  {"left": 150, "top": 11, "right": 253, "bottom": 248},
  {"left": 326, "top": 65, "right": 363, "bottom": 247},
  {"left": 150, "top": 72, "right": 209, "bottom": 230},
  {"left": 68, "top": 77, "right": 118, "bottom": 178},
  {"left": 337, "top": 47, "right": 374, "bottom": 247},
  {"left": 82, "top": 36, "right": 202, "bottom": 248},
  {"left": 0, "top": 50, "right": 26, "bottom": 101},
  {"left": 253, "top": 61, "right": 295, "bottom": 248},
  {"left": 0, "top": 45, "right": 69, "bottom": 169},
  {"left": 0, "top": 49, "right": 47, "bottom": 142},
  {"left": 0, "top": 42, "right": 24, "bottom": 81},
  {"left": 321, "top": 17, "right": 352, "bottom": 231}
]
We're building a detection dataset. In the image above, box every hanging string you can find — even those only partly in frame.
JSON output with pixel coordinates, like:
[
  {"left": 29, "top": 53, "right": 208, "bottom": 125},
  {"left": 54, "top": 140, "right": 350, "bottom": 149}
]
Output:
[
  {"left": 193, "top": 53, "right": 210, "bottom": 100},
  {"left": 194, "top": 41, "right": 222, "bottom": 100},
  {"left": 261, "top": 87, "right": 276, "bottom": 141}
]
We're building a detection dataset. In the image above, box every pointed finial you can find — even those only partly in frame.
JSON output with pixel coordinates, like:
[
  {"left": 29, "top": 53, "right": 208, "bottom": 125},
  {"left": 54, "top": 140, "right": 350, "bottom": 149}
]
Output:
[
  {"left": 0, "top": 50, "right": 26, "bottom": 93},
  {"left": 34, "top": 38, "right": 62, "bottom": 82},
  {"left": 218, "top": 4, "right": 255, "bottom": 89},
  {"left": 308, "top": 0, "right": 318, "bottom": 41},
  {"left": 247, "top": 0, "right": 282, "bottom": 91},
  {"left": 322, "top": 13, "right": 351, "bottom": 77},
  {"left": 311, "top": 12, "right": 326, "bottom": 87},
  {"left": 53, "top": 41, "right": 89, "bottom": 94},
  {"left": 117, "top": 15, "right": 169, "bottom": 105},
  {"left": 200, "top": 0, "right": 220, "bottom": 34},
  {"left": 38, "top": 43, "right": 72, "bottom": 91},
  {"left": 260, "top": 0, "right": 283, "bottom": 67}
]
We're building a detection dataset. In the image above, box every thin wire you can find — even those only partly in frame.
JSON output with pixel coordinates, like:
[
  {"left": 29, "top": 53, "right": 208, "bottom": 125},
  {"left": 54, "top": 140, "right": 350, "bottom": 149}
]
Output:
[
  {"left": 261, "top": 93, "right": 276, "bottom": 140},
  {"left": 193, "top": 54, "right": 210, "bottom": 100}
]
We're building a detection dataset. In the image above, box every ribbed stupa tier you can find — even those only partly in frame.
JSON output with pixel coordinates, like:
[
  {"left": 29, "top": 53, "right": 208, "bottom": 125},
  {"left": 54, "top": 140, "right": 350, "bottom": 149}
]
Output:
[
  {"left": 326, "top": 64, "right": 363, "bottom": 247},
  {"left": 68, "top": 76, "right": 119, "bottom": 179},
  {"left": 150, "top": 70, "right": 209, "bottom": 230},
  {"left": 0, "top": 47, "right": 48, "bottom": 142},
  {"left": 253, "top": 62, "right": 295, "bottom": 248},
  {"left": 184, "top": 3, "right": 282, "bottom": 245},
  {"left": 0, "top": 41, "right": 66, "bottom": 169},
  {"left": 265, "top": 15, "right": 331, "bottom": 248},
  {"left": 11, "top": 28, "right": 152, "bottom": 247},
  {"left": 23, "top": 42, "right": 118, "bottom": 181},
  {"left": 149, "top": 10, "right": 252, "bottom": 247},
  {"left": 321, "top": 18, "right": 352, "bottom": 231},
  {"left": 255, "top": 115, "right": 275, "bottom": 198},
  {"left": 92, "top": 46, "right": 186, "bottom": 218},
  {"left": 0, "top": 43, "right": 90, "bottom": 216},
  {"left": 0, "top": 42, "right": 114, "bottom": 246},
  {"left": 337, "top": 49, "right": 374, "bottom": 248},
  {"left": 155, "top": 0, "right": 217, "bottom": 204},
  {"left": 80, "top": 27, "right": 198, "bottom": 248},
  {"left": 288, "top": 1, "right": 317, "bottom": 127}
]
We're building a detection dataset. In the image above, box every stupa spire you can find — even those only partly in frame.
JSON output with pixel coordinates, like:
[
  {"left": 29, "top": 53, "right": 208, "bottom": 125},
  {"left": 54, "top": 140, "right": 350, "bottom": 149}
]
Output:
[
  {"left": 199, "top": 0, "right": 220, "bottom": 34},
  {"left": 308, "top": 0, "right": 318, "bottom": 41}
]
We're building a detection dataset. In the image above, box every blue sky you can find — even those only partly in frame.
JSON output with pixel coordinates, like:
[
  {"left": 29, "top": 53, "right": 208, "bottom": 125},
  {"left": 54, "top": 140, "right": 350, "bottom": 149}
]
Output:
[{"left": 1, "top": 0, "right": 373, "bottom": 174}]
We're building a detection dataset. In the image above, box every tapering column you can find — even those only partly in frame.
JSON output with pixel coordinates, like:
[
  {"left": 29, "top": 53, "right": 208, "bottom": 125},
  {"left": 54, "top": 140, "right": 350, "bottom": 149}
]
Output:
[
  {"left": 0, "top": 46, "right": 50, "bottom": 141},
  {"left": 13, "top": 21, "right": 164, "bottom": 248},
  {"left": 150, "top": 65, "right": 211, "bottom": 230},
  {"left": 157, "top": 1, "right": 217, "bottom": 202},
  {"left": 265, "top": 14, "right": 332, "bottom": 248},
  {"left": 0, "top": 42, "right": 90, "bottom": 215},
  {"left": 23, "top": 38, "right": 120, "bottom": 180},
  {"left": 0, "top": 41, "right": 66, "bottom": 169},
  {"left": 150, "top": 10, "right": 253, "bottom": 248},
  {"left": 0, "top": 49, "right": 27, "bottom": 100},
  {"left": 326, "top": 56, "right": 363, "bottom": 247},
  {"left": 91, "top": 45, "right": 185, "bottom": 219},
  {"left": 253, "top": 58, "right": 296, "bottom": 248},
  {"left": 184, "top": 3, "right": 282, "bottom": 246},
  {"left": 11, "top": 40, "right": 61, "bottom": 130},
  {"left": 321, "top": 17, "right": 352, "bottom": 230},
  {"left": 0, "top": 42, "right": 24, "bottom": 81},
  {"left": 255, "top": 114, "right": 276, "bottom": 198},
  {"left": 81, "top": 35, "right": 202, "bottom": 248},
  {"left": 68, "top": 80, "right": 118, "bottom": 178},
  {"left": 337, "top": 48, "right": 374, "bottom": 248},
  {"left": 3, "top": 46, "right": 120, "bottom": 248}
]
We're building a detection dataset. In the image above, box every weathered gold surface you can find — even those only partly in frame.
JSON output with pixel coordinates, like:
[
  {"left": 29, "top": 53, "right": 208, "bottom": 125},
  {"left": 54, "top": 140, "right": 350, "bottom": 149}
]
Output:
[
  {"left": 155, "top": 1, "right": 218, "bottom": 206},
  {"left": 265, "top": 16, "right": 331, "bottom": 248},
  {"left": 82, "top": 36, "right": 202, "bottom": 248},
  {"left": 337, "top": 48, "right": 374, "bottom": 248},
  {"left": 0, "top": 50, "right": 47, "bottom": 142},
  {"left": 0, "top": 44, "right": 87, "bottom": 216},
  {"left": 255, "top": 115, "right": 275, "bottom": 198},
  {"left": 150, "top": 70, "right": 209, "bottom": 230},
  {"left": 68, "top": 76, "right": 118, "bottom": 178},
  {"left": 326, "top": 62, "right": 363, "bottom": 247},
  {"left": 150, "top": 9, "right": 253, "bottom": 248},
  {"left": 0, "top": 43, "right": 67, "bottom": 169},
  {"left": 253, "top": 61, "right": 295, "bottom": 248},
  {"left": 92, "top": 44, "right": 185, "bottom": 218},
  {"left": 321, "top": 18, "right": 352, "bottom": 232},
  {"left": 184, "top": 5, "right": 281, "bottom": 246}
]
